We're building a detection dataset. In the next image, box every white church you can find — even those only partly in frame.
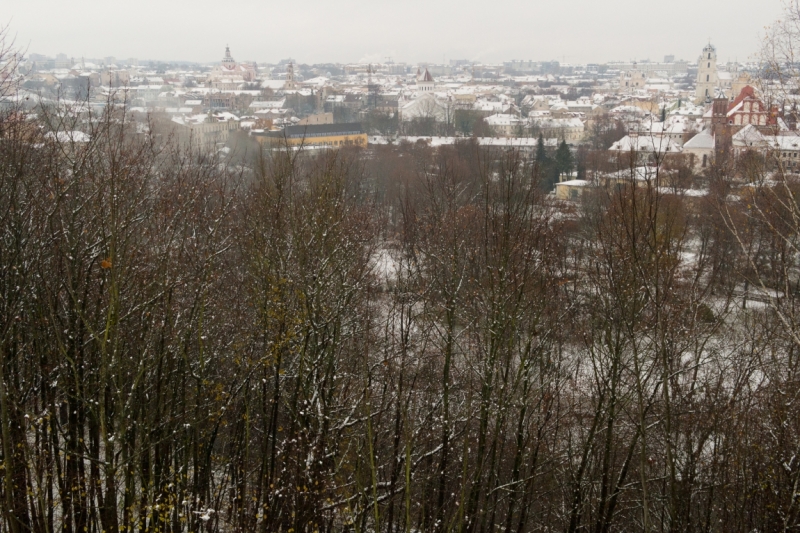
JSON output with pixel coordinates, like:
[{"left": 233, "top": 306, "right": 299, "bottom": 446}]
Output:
[
  {"left": 207, "top": 46, "right": 257, "bottom": 90},
  {"left": 398, "top": 68, "right": 451, "bottom": 123}
]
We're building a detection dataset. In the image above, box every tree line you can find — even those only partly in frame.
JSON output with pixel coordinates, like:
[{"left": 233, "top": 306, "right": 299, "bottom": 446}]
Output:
[{"left": 1, "top": 94, "right": 799, "bottom": 533}]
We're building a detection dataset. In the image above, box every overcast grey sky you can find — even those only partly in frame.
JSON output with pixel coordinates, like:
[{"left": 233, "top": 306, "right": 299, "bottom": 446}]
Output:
[{"left": 4, "top": 0, "right": 785, "bottom": 65}]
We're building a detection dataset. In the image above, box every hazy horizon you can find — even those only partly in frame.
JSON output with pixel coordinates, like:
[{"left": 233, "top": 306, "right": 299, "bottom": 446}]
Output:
[{"left": 5, "top": 0, "right": 784, "bottom": 66}]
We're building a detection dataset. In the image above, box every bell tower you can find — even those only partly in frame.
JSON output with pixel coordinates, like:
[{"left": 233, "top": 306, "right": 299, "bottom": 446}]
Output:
[
  {"left": 222, "top": 45, "right": 236, "bottom": 68},
  {"left": 284, "top": 62, "right": 296, "bottom": 90},
  {"left": 695, "top": 43, "right": 718, "bottom": 104},
  {"left": 416, "top": 68, "right": 435, "bottom": 93}
]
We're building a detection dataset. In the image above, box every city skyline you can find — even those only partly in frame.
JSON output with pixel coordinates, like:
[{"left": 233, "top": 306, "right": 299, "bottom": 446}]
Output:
[{"left": 5, "top": 0, "right": 782, "bottom": 66}]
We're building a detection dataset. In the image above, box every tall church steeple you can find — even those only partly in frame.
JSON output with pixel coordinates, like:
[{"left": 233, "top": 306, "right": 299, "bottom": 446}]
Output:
[
  {"left": 222, "top": 45, "right": 236, "bottom": 68},
  {"left": 695, "top": 43, "right": 718, "bottom": 104}
]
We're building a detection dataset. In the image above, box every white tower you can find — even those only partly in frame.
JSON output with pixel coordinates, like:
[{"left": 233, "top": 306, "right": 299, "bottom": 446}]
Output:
[
  {"left": 416, "top": 68, "right": 435, "bottom": 93},
  {"left": 695, "top": 43, "right": 718, "bottom": 104}
]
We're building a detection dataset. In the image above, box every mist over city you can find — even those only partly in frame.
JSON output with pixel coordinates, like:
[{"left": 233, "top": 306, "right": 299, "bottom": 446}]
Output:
[
  {"left": 2, "top": 1, "right": 800, "bottom": 532},
  {"left": 4, "top": 0, "right": 781, "bottom": 64}
]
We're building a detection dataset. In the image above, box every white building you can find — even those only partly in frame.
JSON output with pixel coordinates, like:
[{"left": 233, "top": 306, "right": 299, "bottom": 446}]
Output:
[
  {"left": 609, "top": 134, "right": 682, "bottom": 156},
  {"left": 682, "top": 130, "right": 715, "bottom": 171},
  {"left": 695, "top": 43, "right": 719, "bottom": 104},
  {"left": 485, "top": 113, "right": 523, "bottom": 136},
  {"left": 399, "top": 93, "right": 450, "bottom": 122},
  {"left": 530, "top": 117, "right": 585, "bottom": 142}
]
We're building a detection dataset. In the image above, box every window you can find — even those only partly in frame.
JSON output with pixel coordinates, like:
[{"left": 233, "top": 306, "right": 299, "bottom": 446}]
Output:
[
  {"left": 708, "top": 62, "right": 710, "bottom": 68},
  {"left": 706, "top": 75, "right": 709, "bottom": 82},
  {"left": 702, "top": 154, "right": 707, "bottom": 167},
  {"left": 708, "top": 53, "right": 712, "bottom": 59}
]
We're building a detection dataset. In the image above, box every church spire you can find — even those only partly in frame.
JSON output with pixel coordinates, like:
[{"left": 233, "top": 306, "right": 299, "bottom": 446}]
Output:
[{"left": 222, "top": 45, "right": 235, "bottom": 66}]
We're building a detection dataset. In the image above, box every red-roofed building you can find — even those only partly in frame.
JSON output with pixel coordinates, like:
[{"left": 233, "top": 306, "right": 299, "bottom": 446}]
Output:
[
  {"left": 726, "top": 86, "right": 775, "bottom": 129},
  {"left": 705, "top": 86, "right": 778, "bottom": 135}
]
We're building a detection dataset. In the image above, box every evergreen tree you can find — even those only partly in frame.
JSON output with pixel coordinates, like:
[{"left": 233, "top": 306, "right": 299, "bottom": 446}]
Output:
[
  {"left": 536, "top": 133, "right": 558, "bottom": 191},
  {"left": 555, "top": 139, "right": 573, "bottom": 181},
  {"left": 576, "top": 145, "right": 588, "bottom": 181},
  {"left": 535, "top": 133, "right": 548, "bottom": 163}
]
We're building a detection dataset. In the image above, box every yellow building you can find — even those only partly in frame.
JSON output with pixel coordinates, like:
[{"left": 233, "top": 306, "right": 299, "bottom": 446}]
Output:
[
  {"left": 555, "top": 179, "right": 591, "bottom": 200},
  {"left": 252, "top": 122, "right": 367, "bottom": 148}
]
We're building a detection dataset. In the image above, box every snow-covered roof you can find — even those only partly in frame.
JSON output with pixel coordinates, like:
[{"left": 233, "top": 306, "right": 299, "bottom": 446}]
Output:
[
  {"left": 400, "top": 93, "right": 449, "bottom": 121},
  {"left": 72, "top": 62, "right": 100, "bottom": 70},
  {"left": 530, "top": 117, "right": 584, "bottom": 129},
  {"left": 602, "top": 166, "right": 672, "bottom": 181},
  {"left": 45, "top": 130, "right": 90, "bottom": 143},
  {"left": 610, "top": 134, "right": 681, "bottom": 153},
  {"left": 302, "top": 76, "right": 330, "bottom": 86},
  {"left": 249, "top": 99, "right": 286, "bottom": 109},
  {"left": 732, "top": 124, "right": 766, "bottom": 147},
  {"left": 683, "top": 131, "right": 715, "bottom": 150},
  {"left": 474, "top": 100, "right": 511, "bottom": 113},
  {"left": 261, "top": 80, "right": 287, "bottom": 90},
  {"left": 656, "top": 187, "right": 708, "bottom": 197},
  {"left": 485, "top": 113, "right": 522, "bottom": 126},
  {"left": 610, "top": 105, "right": 647, "bottom": 116},
  {"left": 203, "top": 111, "right": 237, "bottom": 122},
  {"left": 765, "top": 134, "right": 800, "bottom": 151},
  {"left": 369, "top": 136, "right": 560, "bottom": 148}
]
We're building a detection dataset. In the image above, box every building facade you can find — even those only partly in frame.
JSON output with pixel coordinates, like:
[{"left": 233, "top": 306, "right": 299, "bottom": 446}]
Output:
[
  {"left": 252, "top": 123, "right": 367, "bottom": 149},
  {"left": 619, "top": 66, "right": 647, "bottom": 91}
]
